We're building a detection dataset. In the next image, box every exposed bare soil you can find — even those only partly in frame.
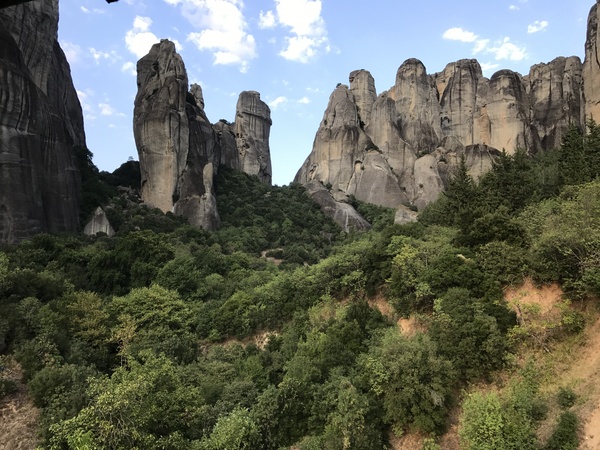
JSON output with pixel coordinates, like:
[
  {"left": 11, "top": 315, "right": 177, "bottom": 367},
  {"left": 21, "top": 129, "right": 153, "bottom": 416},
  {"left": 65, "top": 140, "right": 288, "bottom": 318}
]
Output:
[{"left": 0, "top": 359, "right": 39, "bottom": 450}]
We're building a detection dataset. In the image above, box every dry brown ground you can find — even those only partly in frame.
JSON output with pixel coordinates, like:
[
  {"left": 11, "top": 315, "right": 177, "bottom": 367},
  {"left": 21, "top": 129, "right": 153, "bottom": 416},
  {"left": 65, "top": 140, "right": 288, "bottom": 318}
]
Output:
[{"left": 0, "top": 358, "right": 39, "bottom": 450}]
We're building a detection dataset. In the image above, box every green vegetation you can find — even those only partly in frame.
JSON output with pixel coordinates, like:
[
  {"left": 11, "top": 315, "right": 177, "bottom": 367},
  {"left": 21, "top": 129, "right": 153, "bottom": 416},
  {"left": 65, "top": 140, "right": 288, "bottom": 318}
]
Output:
[{"left": 2, "top": 121, "right": 600, "bottom": 448}]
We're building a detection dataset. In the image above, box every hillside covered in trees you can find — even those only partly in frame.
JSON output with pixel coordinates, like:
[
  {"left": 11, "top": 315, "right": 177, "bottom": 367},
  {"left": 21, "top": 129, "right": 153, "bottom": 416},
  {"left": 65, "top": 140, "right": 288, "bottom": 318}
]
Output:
[{"left": 1, "top": 123, "right": 600, "bottom": 449}]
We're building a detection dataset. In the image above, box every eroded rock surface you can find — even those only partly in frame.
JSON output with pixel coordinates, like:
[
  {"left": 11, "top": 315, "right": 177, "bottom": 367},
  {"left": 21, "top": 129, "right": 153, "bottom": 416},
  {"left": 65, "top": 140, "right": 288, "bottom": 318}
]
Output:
[
  {"left": 584, "top": 0, "right": 600, "bottom": 121},
  {"left": 303, "top": 181, "right": 371, "bottom": 232},
  {"left": 0, "top": 0, "right": 84, "bottom": 243},
  {"left": 296, "top": 44, "right": 586, "bottom": 212},
  {"left": 133, "top": 40, "right": 272, "bottom": 230},
  {"left": 84, "top": 207, "right": 115, "bottom": 237}
]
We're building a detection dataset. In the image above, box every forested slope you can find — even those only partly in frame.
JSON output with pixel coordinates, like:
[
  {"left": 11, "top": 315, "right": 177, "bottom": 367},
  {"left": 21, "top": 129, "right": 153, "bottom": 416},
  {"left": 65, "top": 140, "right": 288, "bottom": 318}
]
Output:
[{"left": 1, "top": 123, "right": 600, "bottom": 449}]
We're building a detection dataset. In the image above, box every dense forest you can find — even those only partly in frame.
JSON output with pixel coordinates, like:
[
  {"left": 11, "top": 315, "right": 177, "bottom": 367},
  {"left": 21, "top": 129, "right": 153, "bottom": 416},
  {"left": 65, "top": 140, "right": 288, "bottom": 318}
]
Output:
[{"left": 1, "top": 122, "right": 600, "bottom": 449}]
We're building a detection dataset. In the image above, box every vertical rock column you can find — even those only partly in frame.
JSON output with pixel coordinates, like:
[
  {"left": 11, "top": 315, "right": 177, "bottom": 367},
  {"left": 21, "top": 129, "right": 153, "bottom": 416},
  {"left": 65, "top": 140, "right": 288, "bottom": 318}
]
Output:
[
  {"left": 0, "top": 0, "right": 83, "bottom": 243},
  {"left": 235, "top": 91, "right": 273, "bottom": 184}
]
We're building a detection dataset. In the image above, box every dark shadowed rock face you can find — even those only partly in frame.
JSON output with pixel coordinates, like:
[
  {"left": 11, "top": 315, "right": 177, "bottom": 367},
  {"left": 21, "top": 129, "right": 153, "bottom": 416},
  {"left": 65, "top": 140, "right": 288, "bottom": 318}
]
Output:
[
  {"left": 133, "top": 40, "right": 273, "bottom": 230},
  {"left": 0, "top": 0, "right": 84, "bottom": 243},
  {"left": 296, "top": 34, "right": 588, "bottom": 213}
]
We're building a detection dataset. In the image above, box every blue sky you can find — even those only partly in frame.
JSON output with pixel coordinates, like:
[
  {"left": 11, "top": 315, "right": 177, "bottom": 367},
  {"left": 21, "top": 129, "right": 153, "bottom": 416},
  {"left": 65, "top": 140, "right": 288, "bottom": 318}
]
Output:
[{"left": 58, "top": 0, "right": 592, "bottom": 186}]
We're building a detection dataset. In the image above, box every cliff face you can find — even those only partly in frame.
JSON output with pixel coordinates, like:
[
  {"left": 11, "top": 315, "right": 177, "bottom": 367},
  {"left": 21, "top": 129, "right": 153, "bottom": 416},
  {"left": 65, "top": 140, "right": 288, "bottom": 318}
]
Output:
[
  {"left": 584, "top": 0, "right": 600, "bottom": 121},
  {"left": 295, "top": 50, "right": 587, "bottom": 210},
  {"left": 0, "top": 0, "right": 84, "bottom": 243},
  {"left": 133, "top": 40, "right": 272, "bottom": 230}
]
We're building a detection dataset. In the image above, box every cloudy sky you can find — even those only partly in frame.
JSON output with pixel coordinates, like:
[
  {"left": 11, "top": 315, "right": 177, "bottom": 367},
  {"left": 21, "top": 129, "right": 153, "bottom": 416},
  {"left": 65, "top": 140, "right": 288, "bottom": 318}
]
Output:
[{"left": 59, "top": 0, "right": 592, "bottom": 185}]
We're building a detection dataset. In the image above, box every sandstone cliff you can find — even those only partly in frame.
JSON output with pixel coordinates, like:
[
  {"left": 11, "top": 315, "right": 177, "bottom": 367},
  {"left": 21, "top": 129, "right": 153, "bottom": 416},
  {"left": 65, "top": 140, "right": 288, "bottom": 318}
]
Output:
[
  {"left": 133, "top": 40, "right": 272, "bottom": 230},
  {"left": 296, "top": 49, "right": 588, "bottom": 211},
  {"left": 0, "top": 0, "right": 84, "bottom": 243}
]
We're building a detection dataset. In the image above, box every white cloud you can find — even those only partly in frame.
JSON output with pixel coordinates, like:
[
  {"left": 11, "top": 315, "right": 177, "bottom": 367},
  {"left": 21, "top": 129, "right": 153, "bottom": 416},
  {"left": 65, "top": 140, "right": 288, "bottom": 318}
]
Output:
[
  {"left": 61, "top": 40, "right": 82, "bottom": 64},
  {"left": 259, "top": 10, "right": 276, "bottom": 29},
  {"left": 482, "top": 37, "right": 526, "bottom": 61},
  {"left": 527, "top": 20, "right": 548, "bottom": 34},
  {"left": 77, "top": 89, "right": 97, "bottom": 120},
  {"left": 81, "top": 6, "right": 105, "bottom": 14},
  {"left": 509, "top": 4, "right": 519, "bottom": 10},
  {"left": 125, "top": 16, "right": 160, "bottom": 58},
  {"left": 122, "top": 61, "right": 137, "bottom": 76},
  {"left": 442, "top": 27, "right": 478, "bottom": 43},
  {"left": 298, "top": 96, "right": 310, "bottom": 104},
  {"left": 480, "top": 62, "right": 500, "bottom": 73},
  {"left": 98, "top": 103, "right": 126, "bottom": 117},
  {"left": 165, "top": 0, "right": 256, "bottom": 72},
  {"left": 268, "top": 96, "right": 288, "bottom": 108},
  {"left": 89, "top": 48, "right": 120, "bottom": 64},
  {"left": 442, "top": 26, "right": 527, "bottom": 62},
  {"left": 261, "top": 0, "right": 329, "bottom": 63},
  {"left": 275, "top": 0, "right": 325, "bottom": 36}
]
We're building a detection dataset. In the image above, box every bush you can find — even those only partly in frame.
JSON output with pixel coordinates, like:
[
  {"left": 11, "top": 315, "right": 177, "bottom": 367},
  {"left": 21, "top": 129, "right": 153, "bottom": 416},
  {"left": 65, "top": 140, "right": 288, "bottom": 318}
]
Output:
[
  {"left": 557, "top": 387, "right": 577, "bottom": 409},
  {"left": 545, "top": 411, "right": 579, "bottom": 450}
]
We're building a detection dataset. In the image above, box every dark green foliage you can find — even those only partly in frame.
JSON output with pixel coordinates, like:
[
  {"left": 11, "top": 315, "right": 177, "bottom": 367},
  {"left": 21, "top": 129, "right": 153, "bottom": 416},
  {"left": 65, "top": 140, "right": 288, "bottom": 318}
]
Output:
[
  {"left": 215, "top": 167, "right": 340, "bottom": 260},
  {"left": 430, "top": 288, "right": 509, "bottom": 381},
  {"left": 545, "top": 411, "right": 579, "bottom": 450},
  {"left": 3, "top": 135, "right": 600, "bottom": 450},
  {"left": 557, "top": 387, "right": 577, "bottom": 409},
  {"left": 348, "top": 196, "right": 395, "bottom": 230}
]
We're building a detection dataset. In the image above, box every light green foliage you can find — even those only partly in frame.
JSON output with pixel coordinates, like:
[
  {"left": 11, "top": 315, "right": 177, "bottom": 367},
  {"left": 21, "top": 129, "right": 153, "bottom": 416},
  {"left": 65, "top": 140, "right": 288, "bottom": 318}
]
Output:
[
  {"left": 519, "top": 180, "right": 600, "bottom": 297},
  {"left": 110, "top": 285, "right": 196, "bottom": 362},
  {"left": 199, "top": 408, "right": 259, "bottom": 450},
  {"left": 49, "top": 353, "right": 205, "bottom": 450},
  {"left": 459, "top": 365, "right": 542, "bottom": 450},
  {"left": 459, "top": 391, "right": 505, "bottom": 450},
  {"left": 360, "top": 329, "right": 456, "bottom": 434}
]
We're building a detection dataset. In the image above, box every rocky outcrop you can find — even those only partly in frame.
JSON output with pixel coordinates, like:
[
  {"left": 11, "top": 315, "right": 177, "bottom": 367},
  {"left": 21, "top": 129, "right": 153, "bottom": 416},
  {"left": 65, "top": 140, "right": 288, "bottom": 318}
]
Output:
[
  {"left": 84, "top": 207, "right": 115, "bottom": 237},
  {"left": 0, "top": 0, "right": 84, "bottom": 243},
  {"left": 303, "top": 181, "right": 371, "bottom": 232},
  {"left": 235, "top": 91, "right": 272, "bottom": 183},
  {"left": 133, "top": 40, "right": 272, "bottom": 230},
  {"left": 296, "top": 49, "right": 585, "bottom": 212}
]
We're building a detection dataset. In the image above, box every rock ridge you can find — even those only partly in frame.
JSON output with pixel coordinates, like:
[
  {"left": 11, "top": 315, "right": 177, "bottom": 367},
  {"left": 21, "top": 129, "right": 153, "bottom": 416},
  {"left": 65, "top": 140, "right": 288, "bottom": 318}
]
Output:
[
  {"left": 133, "top": 39, "right": 273, "bottom": 230},
  {"left": 295, "top": 8, "right": 600, "bottom": 213}
]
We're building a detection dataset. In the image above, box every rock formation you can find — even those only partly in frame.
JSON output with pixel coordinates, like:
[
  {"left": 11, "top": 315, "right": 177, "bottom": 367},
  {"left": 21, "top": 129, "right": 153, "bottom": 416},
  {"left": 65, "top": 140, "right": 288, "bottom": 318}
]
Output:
[
  {"left": 584, "top": 0, "right": 600, "bottom": 122},
  {"left": 0, "top": 0, "right": 84, "bottom": 243},
  {"left": 303, "top": 181, "right": 371, "bottom": 232},
  {"left": 296, "top": 43, "right": 590, "bottom": 211},
  {"left": 84, "top": 207, "right": 115, "bottom": 237},
  {"left": 133, "top": 40, "right": 273, "bottom": 230}
]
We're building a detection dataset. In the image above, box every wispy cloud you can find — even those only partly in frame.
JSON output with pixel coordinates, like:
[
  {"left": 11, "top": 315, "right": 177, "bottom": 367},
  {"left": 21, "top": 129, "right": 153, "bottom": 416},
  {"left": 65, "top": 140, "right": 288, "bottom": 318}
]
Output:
[
  {"left": 121, "top": 61, "right": 137, "bottom": 76},
  {"left": 527, "top": 20, "right": 548, "bottom": 34},
  {"left": 89, "top": 48, "right": 120, "bottom": 65},
  {"left": 298, "top": 96, "right": 310, "bottom": 104},
  {"left": 261, "top": 0, "right": 330, "bottom": 63},
  {"left": 80, "top": 6, "right": 106, "bottom": 14},
  {"left": 509, "top": 4, "right": 519, "bottom": 11},
  {"left": 60, "top": 40, "right": 82, "bottom": 64},
  {"left": 165, "top": 0, "right": 256, "bottom": 73},
  {"left": 442, "top": 27, "right": 527, "bottom": 62},
  {"left": 268, "top": 96, "right": 288, "bottom": 109},
  {"left": 99, "top": 103, "right": 126, "bottom": 117},
  {"left": 442, "top": 27, "right": 478, "bottom": 43}
]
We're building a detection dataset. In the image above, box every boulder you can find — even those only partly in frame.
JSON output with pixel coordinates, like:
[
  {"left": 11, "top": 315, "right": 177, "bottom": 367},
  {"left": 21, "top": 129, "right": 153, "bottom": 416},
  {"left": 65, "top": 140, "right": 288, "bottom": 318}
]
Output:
[
  {"left": 83, "top": 207, "right": 115, "bottom": 237},
  {"left": 303, "top": 181, "right": 371, "bottom": 232}
]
